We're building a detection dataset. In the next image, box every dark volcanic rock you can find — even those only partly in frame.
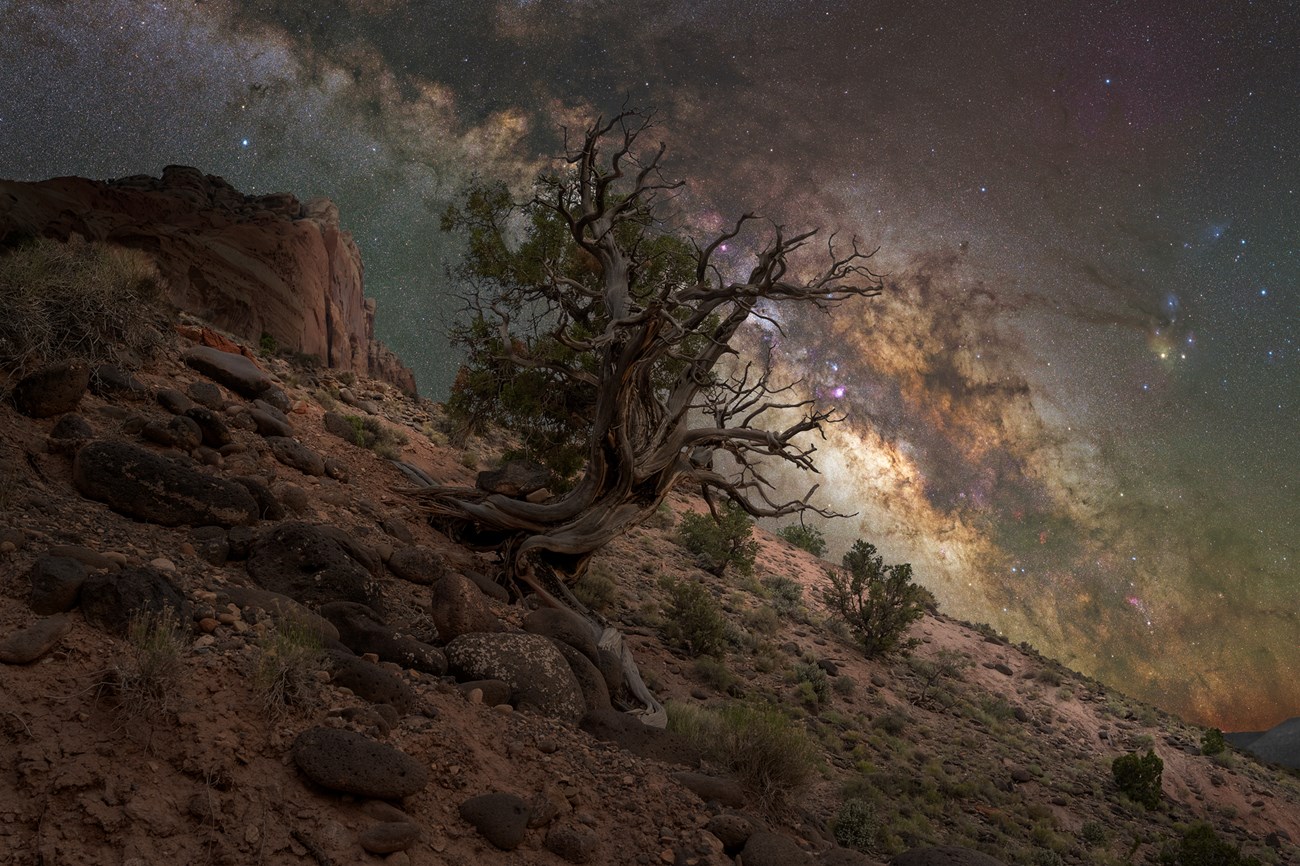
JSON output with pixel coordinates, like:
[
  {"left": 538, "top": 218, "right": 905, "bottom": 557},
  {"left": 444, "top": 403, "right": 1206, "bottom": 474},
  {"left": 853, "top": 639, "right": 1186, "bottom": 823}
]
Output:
[
  {"left": 523, "top": 607, "right": 599, "bottom": 662},
  {"left": 386, "top": 546, "right": 446, "bottom": 585},
  {"left": 319, "top": 601, "right": 446, "bottom": 675},
  {"left": 245, "top": 522, "right": 381, "bottom": 609},
  {"left": 141, "top": 415, "right": 202, "bottom": 450},
  {"left": 551, "top": 640, "right": 611, "bottom": 715},
  {"left": 445, "top": 632, "right": 584, "bottom": 723},
  {"left": 247, "top": 407, "right": 293, "bottom": 438},
  {"left": 183, "top": 406, "right": 233, "bottom": 448},
  {"left": 12, "top": 360, "right": 91, "bottom": 418},
  {"left": 429, "top": 573, "right": 503, "bottom": 641},
  {"left": 580, "top": 708, "right": 700, "bottom": 766},
  {"left": 671, "top": 772, "right": 746, "bottom": 808},
  {"left": 327, "top": 651, "right": 415, "bottom": 712},
  {"left": 79, "top": 566, "right": 187, "bottom": 636},
  {"left": 183, "top": 346, "right": 272, "bottom": 397},
  {"left": 475, "top": 460, "right": 551, "bottom": 496},
  {"left": 231, "top": 476, "right": 285, "bottom": 521},
  {"left": 544, "top": 823, "right": 600, "bottom": 863},
  {"left": 739, "top": 832, "right": 814, "bottom": 866},
  {"left": 73, "top": 440, "right": 259, "bottom": 527},
  {"left": 891, "top": 847, "right": 1007, "bottom": 866},
  {"left": 27, "top": 555, "right": 89, "bottom": 614},
  {"left": 222, "top": 586, "right": 340, "bottom": 642},
  {"left": 49, "top": 413, "right": 94, "bottom": 449},
  {"left": 458, "top": 793, "right": 530, "bottom": 851},
  {"left": 292, "top": 727, "right": 427, "bottom": 799},
  {"left": 706, "top": 813, "right": 760, "bottom": 856},
  {"left": 185, "top": 380, "right": 225, "bottom": 409},
  {"left": 89, "top": 365, "right": 147, "bottom": 398},
  {"left": 156, "top": 388, "right": 194, "bottom": 414},
  {"left": 359, "top": 822, "right": 421, "bottom": 855},
  {"left": 0, "top": 615, "right": 73, "bottom": 664},
  {"left": 266, "top": 436, "right": 325, "bottom": 476}
]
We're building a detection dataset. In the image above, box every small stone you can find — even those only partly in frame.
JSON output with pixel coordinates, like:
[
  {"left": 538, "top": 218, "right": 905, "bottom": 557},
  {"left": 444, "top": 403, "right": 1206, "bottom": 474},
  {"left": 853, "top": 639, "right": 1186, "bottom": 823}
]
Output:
[
  {"left": 459, "top": 793, "right": 530, "bottom": 851},
  {"left": 358, "top": 822, "right": 421, "bottom": 854},
  {"left": 0, "top": 615, "right": 73, "bottom": 664},
  {"left": 545, "top": 824, "right": 600, "bottom": 864},
  {"left": 198, "top": 618, "right": 219, "bottom": 633},
  {"left": 292, "top": 727, "right": 428, "bottom": 799},
  {"left": 149, "top": 557, "right": 176, "bottom": 572}
]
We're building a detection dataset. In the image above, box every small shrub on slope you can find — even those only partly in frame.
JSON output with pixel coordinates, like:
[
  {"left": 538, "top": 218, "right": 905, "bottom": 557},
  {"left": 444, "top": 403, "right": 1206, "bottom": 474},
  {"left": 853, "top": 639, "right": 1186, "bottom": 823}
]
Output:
[
  {"left": 1112, "top": 749, "right": 1163, "bottom": 810},
  {"left": 1200, "top": 727, "right": 1227, "bottom": 756},
  {"left": 677, "top": 501, "right": 759, "bottom": 577},
  {"left": 777, "top": 523, "right": 827, "bottom": 557},
  {"left": 1159, "top": 823, "right": 1261, "bottom": 866},
  {"left": 255, "top": 619, "right": 325, "bottom": 721},
  {"left": 661, "top": 577, "right": 727, "bottom": 657},
  {"left": 823, "top": 539, "right": 929, "bottom": 659}
]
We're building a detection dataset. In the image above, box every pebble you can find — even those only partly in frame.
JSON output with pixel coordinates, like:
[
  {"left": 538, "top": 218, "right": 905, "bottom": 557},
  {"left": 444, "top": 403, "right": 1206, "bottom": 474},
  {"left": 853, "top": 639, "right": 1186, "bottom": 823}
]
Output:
[
  {"left": 198, "top": 618, "right": 220, "bottom": 633},
  {"left": 194, "top": 635, "right": 216, "bottom": 649},
  {"left": 150, "top": 557, "right": 176, "bottom": 572},
  {"left": 0, "top": 541, "right": 16, "bottom": 554}
]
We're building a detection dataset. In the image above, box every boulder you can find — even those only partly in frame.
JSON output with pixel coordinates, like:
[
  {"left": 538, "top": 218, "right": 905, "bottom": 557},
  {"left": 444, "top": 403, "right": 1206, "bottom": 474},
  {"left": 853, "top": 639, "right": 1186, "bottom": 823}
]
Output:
[
  {"left": 457, "top": 679, "right": 512, "bottom": 707},
  {"left": 49, "top": 413, "right": 94, "bottom": 447},
  {"left": 0, "top": 615, "right": 73, "bottom": 664},
  {"left": 319, "top": 602, "right": 446, "bottom": 675},
  {"left": 141, "top": 415, "right": 202, "bottom": 450},
  {"left": 292, "top": 727, "right": 427, "bottom": 799},
  {"left": 323, "top": 410, "right": 361, "bottom": 443},
  {"left": 185, "top": 380, "right": 225, "bottom": 409},
  {"left": 523, "top": 607, "right": 599, "bottom": 662},
  {"left": 79, "top": 566, "right": 187, "bottom": 636},
  {"left": 183, "top": 346, "right": 272, "bottom": 398},
  {"left": 27, "top": 555, "right": 89, "bottom": 614},
  {"left": 89, "top": 365, "right": 147, "bottom": 398},
  {"left": 247, "top": 407, "right": 293, "bottom": 438},
  {"left": 445, "top": 632, "right": 584, "bottom": 723},
  {"left": 222, "top": 586, "right": 340, "bottom": 642},
  {"left": 245, "top": 522, "right": 381, "bottom": 610},
  {"left": 706, "top": 813, "right": 761, "bottom": 856},
  {"left": 890, "top": 848, "right": 1007, "bottom": 866},
  {"left": 429, "top": 573, "right": 504, "bottom": 641},
  {"left": 156, "top": 388, "right": 194, "bottom": 414},
  {"left": 739, "top": 832, "right": 814, "bottom": 866},
  {"left": 11, "top": 360, "right": 91, "bottom": 418},
  {"left": 387, "top": 546, "right": 446, "bottom": 585},
  {"left": 671, "top": 771, "right": 746, "bottom": 808},
  {"left": 231, "top": 475, "right": 285, "bottom": 521},
  {"left": 545, "top": 823, "right": 600, "bottom": 863},
  {"left": 580, "top": 708, "right": 700, "bottom": 766},
  {"left": 458, "top": 793, "right": 530, "bottom": 851},
  {"left": 327, "top": 651, "right": 415, "bottom": 713},
  {"left": 551, "top": 640, "right": 611, "bottom": 715},
  {"left": 820, "top": 848, "right": 887, "bottom": 865},
  {"left": 265, "top": 436, "right": 325, "bottom": 476},
  {"left": 359, "top": 822, "right": 421, "bottom": 855},
  {"left": 183, "top": 406, "right": 233, "bottom": 448},
  {"left": 73, "top": 440, "right": 259, "bottom": 527},
  {"left": 476, "top": 460, "right": 551, "bottom": 497}
]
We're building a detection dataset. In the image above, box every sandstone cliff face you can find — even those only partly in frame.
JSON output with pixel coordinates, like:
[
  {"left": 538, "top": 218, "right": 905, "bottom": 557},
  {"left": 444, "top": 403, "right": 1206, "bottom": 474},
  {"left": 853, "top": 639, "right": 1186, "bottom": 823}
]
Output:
[{"left": 0, "top": 165, "right": 417, "bottom": 395}]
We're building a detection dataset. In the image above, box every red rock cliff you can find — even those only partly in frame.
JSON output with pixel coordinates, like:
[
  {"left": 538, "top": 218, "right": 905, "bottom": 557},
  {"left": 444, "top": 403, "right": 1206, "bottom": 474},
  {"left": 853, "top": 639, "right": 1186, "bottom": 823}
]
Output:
[{"left": 0, "top": 165, "right": 417, "bottom": 396}]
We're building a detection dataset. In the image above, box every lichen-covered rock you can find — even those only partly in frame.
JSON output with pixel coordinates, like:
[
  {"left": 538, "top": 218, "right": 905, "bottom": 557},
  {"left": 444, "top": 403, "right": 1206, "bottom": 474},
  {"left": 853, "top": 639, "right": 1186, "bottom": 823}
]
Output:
[
  {"left": 387, "top": 546, "right": 446, "bottom": 585},
  {"left": 12, "top": 360, "right": 91, "bottom": 418},
  {"left": 266, "top": 436, "right": 326, "bottom": 476},
  {"left": 319, "top": 601, "right": 445, "bottom": 675},
  {"left": 27, "top": 555, "right": 89, "bottom": 615},
  {"left": 79, "top": 566, "right": 187, "bottom": 636},
  {"left": 73, "top": 440, "right": 259, "bottom": 527},
  {"left": 429, "top": 573, "right": 503, "bottom": 641},
  {"left": 445, "top": 632, "right": 584, "bottom": 723},
  {"left": 291, "top": 727, "right": 427, "bottom": 799},
  {"left": 245, "top": 522, "right": 381, "bottom": 609}
]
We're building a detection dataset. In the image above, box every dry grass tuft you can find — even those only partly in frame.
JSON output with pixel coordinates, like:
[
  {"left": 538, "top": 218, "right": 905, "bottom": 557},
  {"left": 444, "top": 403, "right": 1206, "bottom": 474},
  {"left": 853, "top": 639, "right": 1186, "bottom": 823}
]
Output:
[
  {"left": 108, "top": 607, "right": 186, "bottom": 725},
  {"left": 254, "top": 619, "right": 325, "bottom": 721}
]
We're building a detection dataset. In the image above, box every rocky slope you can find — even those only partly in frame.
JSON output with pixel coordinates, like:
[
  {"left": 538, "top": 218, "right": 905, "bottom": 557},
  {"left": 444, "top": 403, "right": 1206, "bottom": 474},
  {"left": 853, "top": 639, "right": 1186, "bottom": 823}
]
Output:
[
  {"left": 0, "top": 167, "right": 416, "bottom": 395},
  {"left": 0, "top": 320, "right": 1297, "bottom": 866}
]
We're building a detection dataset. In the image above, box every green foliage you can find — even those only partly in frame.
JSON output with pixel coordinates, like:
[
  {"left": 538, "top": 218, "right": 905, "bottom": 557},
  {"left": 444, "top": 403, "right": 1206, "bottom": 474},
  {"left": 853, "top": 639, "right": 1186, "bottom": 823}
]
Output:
[
  {"left": 573, "top": 564, "right": 619, "bottom": 612},
  {"left": 0, "top": 235, "right": 164, "bottom": 370},
  {"left": 1159, "top": 823, "right": 1261, "bottom": 866},
  {"left": 794, "top": 661, "right": 831, "bottom": 708},
  {"left": 668, "top": 701, "right": 818, "bottom": 808},
  {"left": 1112, "top": 749, "right": 1163, "bottom": 810},
  {"left": 677, "top": 502, "right": 759, "bottom": 577},
  {"left": 259, "top": 332, "right": 278, "bottom": 354},
  {"left": 693, "top": 656, "right": 738, "bottom": 693},
  {"left": 661, "top": 577, "right": 727, "bottom": 657},
  {"left": 1080, "top": 821, "right": 1107, "bottom": 848},
  {"left": 832, "top": 798, "right": 877, "bottom": 851},
  {"left": 823, "top": 540, "right": 928, "bottom": 659},
  {"left": 342, "top": 413, "right": 408, "bottom": 459},
  {"left": 761, "top": 574, "right": 804, "bottom": 615},
  {"left": 777, "top": 523, "right": 827, "bottom": 557},
  {"left": 1200, "top": 727, "right": 1227, "bottom": 756},
  {"left": 440, "top": 177, "right": 703, "bottom": 479}
]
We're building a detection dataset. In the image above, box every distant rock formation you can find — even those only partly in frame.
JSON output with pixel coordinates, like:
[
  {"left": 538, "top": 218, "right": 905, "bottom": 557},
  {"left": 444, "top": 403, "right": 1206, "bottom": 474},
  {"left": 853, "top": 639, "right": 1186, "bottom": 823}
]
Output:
[
  {"left": 1229, "top": 717, "right": 1300, "bottom": 769},
  {"left": 0, "top": 165, "right": 417, "bottom": 395}
]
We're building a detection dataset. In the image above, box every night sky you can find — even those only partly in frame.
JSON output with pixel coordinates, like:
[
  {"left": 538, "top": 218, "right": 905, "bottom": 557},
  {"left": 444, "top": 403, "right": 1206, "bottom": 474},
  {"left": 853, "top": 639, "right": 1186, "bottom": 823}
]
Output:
[{"left": 2, "top": 1, "right": 1296, "bottom": 730}]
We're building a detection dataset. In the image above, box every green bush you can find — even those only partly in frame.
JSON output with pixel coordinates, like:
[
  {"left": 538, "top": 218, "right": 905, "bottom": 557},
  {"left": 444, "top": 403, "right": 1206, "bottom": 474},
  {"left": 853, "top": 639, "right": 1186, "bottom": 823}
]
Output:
[
  {"left": 573, "top": 564, "right": 619, "bottom": 612},
  {"left": 832, "top": 797, "right": 876, "bottom": 851},
  {"left": 661, "top": 577, "right": 727, "bottom": 657},
  {"left": 761, "top": 574, "right": 805, "bottom": 615},
  {"left": 777, "top": 523, "right": 826, "bottom": 557},
  {"left": 1159, "top": 823, "right": 1261, "bottom": 866},
  {"left": 1200, "top": 727, "right": 1227, "bottom": 756},
  {"left": 1080, "top": 821, "right": 1107, "bottom": 848},
  {"left": 0, "top": 235, "right": 164, "bottom": 370},
  {"left": 342, "top": 413, "right": 408, "bottom": 458},
  {"left": 678, "top": 502, "right": 759, "bottom": 577},
  {"left": 1112, "top": 749, "right": 1163, "bottom": 810},
  {"left": 794, "top": 661, "right": 831, "bottom": 708},
  {"left": 823, "top": 540, "right": 928, "bottom": 659}
]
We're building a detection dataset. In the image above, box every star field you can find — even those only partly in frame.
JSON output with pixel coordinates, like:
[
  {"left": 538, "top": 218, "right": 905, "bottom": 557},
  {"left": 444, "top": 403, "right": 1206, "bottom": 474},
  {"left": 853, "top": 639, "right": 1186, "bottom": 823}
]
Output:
[{"left": 1, "top": 0, "right": 1296, "bottom": 729}]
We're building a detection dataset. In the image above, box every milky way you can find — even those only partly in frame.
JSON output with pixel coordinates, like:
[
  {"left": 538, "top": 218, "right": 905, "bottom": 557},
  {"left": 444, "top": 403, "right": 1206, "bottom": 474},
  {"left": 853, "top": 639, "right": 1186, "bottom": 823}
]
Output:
[{"left": 2, "top": 0, "right": 1296, "bottom": 729}]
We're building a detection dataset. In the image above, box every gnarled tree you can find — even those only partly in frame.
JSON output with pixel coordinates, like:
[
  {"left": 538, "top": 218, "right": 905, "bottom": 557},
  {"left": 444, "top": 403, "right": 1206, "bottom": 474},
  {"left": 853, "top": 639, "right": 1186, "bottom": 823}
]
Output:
[{"left": 413, "top": 111, "right": 882, "bottom": 721}]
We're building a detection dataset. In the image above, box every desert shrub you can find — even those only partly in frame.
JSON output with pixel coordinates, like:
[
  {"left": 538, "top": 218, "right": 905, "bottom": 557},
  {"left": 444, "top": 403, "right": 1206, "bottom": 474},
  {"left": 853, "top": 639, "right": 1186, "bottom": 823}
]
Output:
[
  {"left": 313, "top": 388, "right": 339, "bottom": 410},
  {"left": 1200, "top": 727, "right": 1227, "bottom": 756},
  {"left": 1080, "top": 821, "right": 1107, "bottom": 848},
  {"left": 823, "top": 539, "right": 927, "bottom": 659},
  {"left": 255, "top": 619, "right": 325, "bottom": 720},
  {"left": 1159, "top": 823, "right": 1261, "bottom": 866},
  {"left": 794, "top": 661, "right": 831, "bottom": 708},
  {"left": 342, "top": 413, "right": 408, "bottom": 459},
  {"left": 110, "top": 607, "right": 186, "bottom": 723},
  {"left": 777, "top": 523, "right": 826, "bottom": 557},
  {"left": 833, "top": 797, "right": 877, "bottom": 851},
  {"left": 743, "top": 604, "right": 780, "bottom": 635},
  {"left": 573, "top": 564, "right": 619, "bottom": 612},
  {"left": 259, "top": 332, "right": 278, "bottom": 354},
  {"left": 0, "top": 235, "right": 165, "bottom": 370},
  {"left": 907, "top": 649, "right": 970, "bottom": 706},
  {"left": 875, "top": 709, "right": 910, "bottom": 736},
  {"left": 694, "top": 656, "right": 738, "bottom": 693},
  {"left": 1112, "top": 749, "right": 1163, "bottom": 810},
  {"left": 762, "top": 574, "right": 805, "bottom": 615},
  {"left": 677, "top": 502, "right": 759, "bottom": 577},
  {"left": 833, "top": 674, "right": 856, "bottom": 697},
  {"left": 667, "top": 700, "right": 818, "bottom": 809},
  {"left": 661, "top": 577, "right": 727, "bottom": 657}
]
